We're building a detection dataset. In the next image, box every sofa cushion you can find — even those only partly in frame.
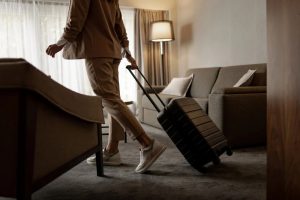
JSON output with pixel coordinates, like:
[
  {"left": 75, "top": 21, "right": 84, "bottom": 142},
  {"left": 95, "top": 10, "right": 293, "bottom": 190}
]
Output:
[
  {"left": 142, "top": 93, "right": 179, "bottom": 111},
  {"left": 185, "top": 67, "right": 220, "bottom": 98},
  {"left": 233, "top": 69, "right": 256, "bottom": 87},
  {"left": 161, "top": 74, "right": 193, "bottom": 96},
  {"left": 211, "top": 64, "right": 266, "bottom": 93},
  {"left": 193, "top": 98, "right": 208, "bottom": 113},
  {"left": 251, "top": 64, "right": 267, "bottom": 86}
]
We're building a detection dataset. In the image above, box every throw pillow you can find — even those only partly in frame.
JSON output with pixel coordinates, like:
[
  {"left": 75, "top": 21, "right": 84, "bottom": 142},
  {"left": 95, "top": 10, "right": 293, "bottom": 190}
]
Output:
[
  {"left": 160, "top": 74, "right": 194, "bottom": 96},
  {"left": 233, "top": 69, "right": 256, "bottom": 87}
]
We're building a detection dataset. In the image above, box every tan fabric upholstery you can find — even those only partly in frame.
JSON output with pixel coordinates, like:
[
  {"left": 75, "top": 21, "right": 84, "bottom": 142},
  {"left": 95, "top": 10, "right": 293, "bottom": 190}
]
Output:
[
  {"left": 193, "top": 98, "right": 208, "bottom": 113},
  {"left": 0, "top": 59, "right": 104, "bottom": 199},
  {"left": 143, "top": 109, "right": 162, "bottom": 128},
  {"left": 212, "top": 86, "right": 266, "bottom": 94},
  {"left": 0, "top": 59, "right": 103, "bottom": 123},
  {"left": 142, "top": 93, "right": 178, "bottom": 111},
  {"left": 185, "top": 67, "right": 220, "bottom": 98},
  {"left": 211, "top": 64, "right": 266, "bottom": 93},
  {"left": 209, "top": 92, "right": 266, "bottom": 148},
  {"left": 138, "top": 63, "right": 267, "bottom": 148}
]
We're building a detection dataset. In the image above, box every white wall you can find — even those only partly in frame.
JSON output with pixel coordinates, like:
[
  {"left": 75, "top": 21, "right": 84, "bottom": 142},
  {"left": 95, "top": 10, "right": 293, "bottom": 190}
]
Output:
[{"left": 176, "top": 0, "right": 267, "bottom": 76}]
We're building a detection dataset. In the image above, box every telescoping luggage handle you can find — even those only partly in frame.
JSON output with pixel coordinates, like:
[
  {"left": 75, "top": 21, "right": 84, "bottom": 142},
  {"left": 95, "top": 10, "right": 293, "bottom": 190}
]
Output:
[{"left": 126, "top": 65, "right": 166, "bottom": 113}]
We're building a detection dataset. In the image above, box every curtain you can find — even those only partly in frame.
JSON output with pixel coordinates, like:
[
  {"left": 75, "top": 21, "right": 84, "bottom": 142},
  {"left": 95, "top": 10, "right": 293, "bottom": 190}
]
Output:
[
  {"left": 135, "top": 9, "right": 170, "bottom": 86},
  {"left": 0, "top": 0, "right": 93, "bottom": 95},
  {"left": 118, "top": 8, "right": 137, "bottom": 102},
  {"left": 0, "top": 0, "right": 136, "bottom": 102}
]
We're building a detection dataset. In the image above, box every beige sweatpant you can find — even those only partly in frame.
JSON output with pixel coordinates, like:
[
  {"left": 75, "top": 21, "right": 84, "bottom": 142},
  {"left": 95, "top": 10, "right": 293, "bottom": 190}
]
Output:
[{"left": 85, "top": 58, "right": 146, "bottom": 142}]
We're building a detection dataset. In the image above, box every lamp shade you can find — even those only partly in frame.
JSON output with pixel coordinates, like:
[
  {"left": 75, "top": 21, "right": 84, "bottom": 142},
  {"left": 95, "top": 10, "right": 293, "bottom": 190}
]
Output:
[{"left": 150, "top": 20, "right": 175, "bottom": 42}]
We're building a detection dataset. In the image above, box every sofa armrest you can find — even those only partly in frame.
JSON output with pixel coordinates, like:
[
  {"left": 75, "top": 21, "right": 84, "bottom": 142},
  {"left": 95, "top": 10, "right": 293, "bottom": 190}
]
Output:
[
  {"left": 208, "top": 92, "right": 266, "bottom": 148},
  {"left": 212, "top": 86, "right": 266, "bottom": 94},
  {"left": 143, "top": 86, "right": 166, "bottom": 94},
  {"left": 137, "top": 85, "right": 165, "bottom": 122}
]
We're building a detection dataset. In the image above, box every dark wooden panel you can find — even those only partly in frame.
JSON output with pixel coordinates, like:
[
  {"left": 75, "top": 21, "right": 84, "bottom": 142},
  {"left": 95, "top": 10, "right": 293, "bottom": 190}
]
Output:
[
  {"left": 0, "top": 91, "right": 19, "bottom": 197},
  {"left": 267, "top": 0, "right": 300, "bottom": 199}
]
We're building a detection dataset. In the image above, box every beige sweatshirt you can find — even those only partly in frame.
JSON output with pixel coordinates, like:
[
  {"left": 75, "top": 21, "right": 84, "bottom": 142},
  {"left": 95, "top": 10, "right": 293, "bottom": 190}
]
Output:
[{"left": 61, "top": 0, "right": 129, "bottom": 60}]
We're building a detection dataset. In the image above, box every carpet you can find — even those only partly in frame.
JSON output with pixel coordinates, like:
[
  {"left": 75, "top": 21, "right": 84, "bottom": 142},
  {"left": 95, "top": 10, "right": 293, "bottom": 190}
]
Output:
[{"left": 2, "top": 124, "right": 266, "bottom": 200}]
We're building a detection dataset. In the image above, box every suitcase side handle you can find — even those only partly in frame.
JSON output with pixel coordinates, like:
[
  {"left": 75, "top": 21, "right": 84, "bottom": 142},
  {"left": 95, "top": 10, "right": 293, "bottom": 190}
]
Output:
[{"left": 126, "top": 65, "right": 166, "bottom": 112}]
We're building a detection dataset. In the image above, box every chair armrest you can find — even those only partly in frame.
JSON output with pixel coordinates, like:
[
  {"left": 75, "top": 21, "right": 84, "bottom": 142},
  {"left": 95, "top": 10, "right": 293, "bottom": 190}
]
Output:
[
  {"left": 212, "top": 86, "right": 266, "bottom": 94},
  {"left": 0, "top": 59, "right": 104, "bottom": 123},
  {"left": 144, "top": 86, "right": 166, "bottom": 94}
]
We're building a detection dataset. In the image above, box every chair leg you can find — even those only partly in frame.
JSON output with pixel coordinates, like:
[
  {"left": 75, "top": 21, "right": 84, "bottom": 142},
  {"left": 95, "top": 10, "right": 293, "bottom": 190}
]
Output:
[
  {"left": 17, "top": 193, "right": 31, "bottom": 200},
  {"left": 96, "top": 124, "right": 104, "bottom": 177},
  {"left": 124, "top": 131, "right": 127, "bottom": 143},
  {"left": 96, "top": 150, "right": 104, "bottom": 177}
]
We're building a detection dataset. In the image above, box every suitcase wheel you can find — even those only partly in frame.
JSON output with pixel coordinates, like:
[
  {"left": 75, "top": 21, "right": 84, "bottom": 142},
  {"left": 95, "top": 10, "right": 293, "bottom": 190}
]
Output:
[{"left": 226, "top": 148, "right": 233, "bottom": 156}]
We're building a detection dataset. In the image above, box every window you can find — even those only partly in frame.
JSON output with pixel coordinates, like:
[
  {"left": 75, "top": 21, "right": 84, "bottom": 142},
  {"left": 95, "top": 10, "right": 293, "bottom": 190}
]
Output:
[
  {"left": 0, "top": 1, "right": 136, "bottom": 102},
  {"left": 118, "top": 8, "right": 137, "bottom": 102}
]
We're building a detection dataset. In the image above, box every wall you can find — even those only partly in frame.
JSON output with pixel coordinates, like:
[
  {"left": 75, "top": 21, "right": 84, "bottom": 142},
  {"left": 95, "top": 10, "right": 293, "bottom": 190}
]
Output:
[{"left": 176, "top": 0, "right": 267, "bottom": 76}]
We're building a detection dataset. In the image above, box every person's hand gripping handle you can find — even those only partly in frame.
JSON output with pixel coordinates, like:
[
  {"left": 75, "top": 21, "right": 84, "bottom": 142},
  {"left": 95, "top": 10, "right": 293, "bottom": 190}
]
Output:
[{"left": 124, "top": 48, "right": 138, "bottom": 70}]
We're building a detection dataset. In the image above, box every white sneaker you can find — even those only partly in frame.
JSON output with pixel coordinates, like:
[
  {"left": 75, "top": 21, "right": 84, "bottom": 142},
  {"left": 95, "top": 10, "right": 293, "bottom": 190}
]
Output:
[
  {"left": 135, "top": 140, "right": 167, "bottom": 174},
  {"left": 86, "top": 149, "right": 122, "bottom": 166}
]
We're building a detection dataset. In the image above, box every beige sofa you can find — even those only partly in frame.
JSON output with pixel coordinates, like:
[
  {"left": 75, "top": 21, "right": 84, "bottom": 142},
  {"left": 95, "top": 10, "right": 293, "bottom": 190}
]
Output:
[
  {"left": 0, "top": 59, "right": 104, "bottom": 200},
  {"left": 138, "top": 64, "right": 267, "bottom": 148}
]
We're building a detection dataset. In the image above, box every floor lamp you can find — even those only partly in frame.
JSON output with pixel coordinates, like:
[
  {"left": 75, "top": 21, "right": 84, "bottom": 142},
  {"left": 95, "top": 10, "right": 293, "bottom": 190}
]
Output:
[{"left": 150, "top": 20, "right": 175, "bottom": 82}]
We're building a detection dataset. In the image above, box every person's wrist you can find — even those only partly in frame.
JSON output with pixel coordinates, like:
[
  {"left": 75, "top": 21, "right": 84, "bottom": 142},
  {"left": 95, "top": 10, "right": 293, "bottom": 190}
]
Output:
[
  {"left": 124, "top": 47, "right": 131, "bottom": 56},
  {"left": 56, "top": 37, "right": 67, "bottom": 47}
]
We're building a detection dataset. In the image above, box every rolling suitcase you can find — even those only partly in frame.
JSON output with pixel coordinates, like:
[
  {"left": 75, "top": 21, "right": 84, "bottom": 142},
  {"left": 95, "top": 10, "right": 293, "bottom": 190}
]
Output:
[{"left": 127, "top": 66, "right": 233, "bottom": 172}]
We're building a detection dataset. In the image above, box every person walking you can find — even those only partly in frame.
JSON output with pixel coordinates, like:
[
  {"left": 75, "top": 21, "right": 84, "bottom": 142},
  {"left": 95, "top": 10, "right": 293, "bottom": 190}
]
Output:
[{"left": 46, "top": 0, "right": 166, "bottom": 174}]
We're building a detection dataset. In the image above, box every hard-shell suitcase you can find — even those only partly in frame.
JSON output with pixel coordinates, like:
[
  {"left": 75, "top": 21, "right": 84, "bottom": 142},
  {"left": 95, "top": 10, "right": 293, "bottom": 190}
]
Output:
[{"left": 127, "top": 66, "right": 232, "bottom": 172}]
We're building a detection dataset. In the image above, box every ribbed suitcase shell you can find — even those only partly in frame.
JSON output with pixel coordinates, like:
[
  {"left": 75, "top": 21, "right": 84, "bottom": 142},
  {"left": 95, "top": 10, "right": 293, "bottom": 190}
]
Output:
[{"left": 157, "top": 98, "right": 231, "bottom": 172}]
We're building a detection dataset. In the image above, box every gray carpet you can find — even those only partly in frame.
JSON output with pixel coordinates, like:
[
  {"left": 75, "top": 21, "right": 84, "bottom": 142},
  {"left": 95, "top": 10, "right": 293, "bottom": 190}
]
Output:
[{"left": 2, "top": 124, "right": 266, "bottom": 200}]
